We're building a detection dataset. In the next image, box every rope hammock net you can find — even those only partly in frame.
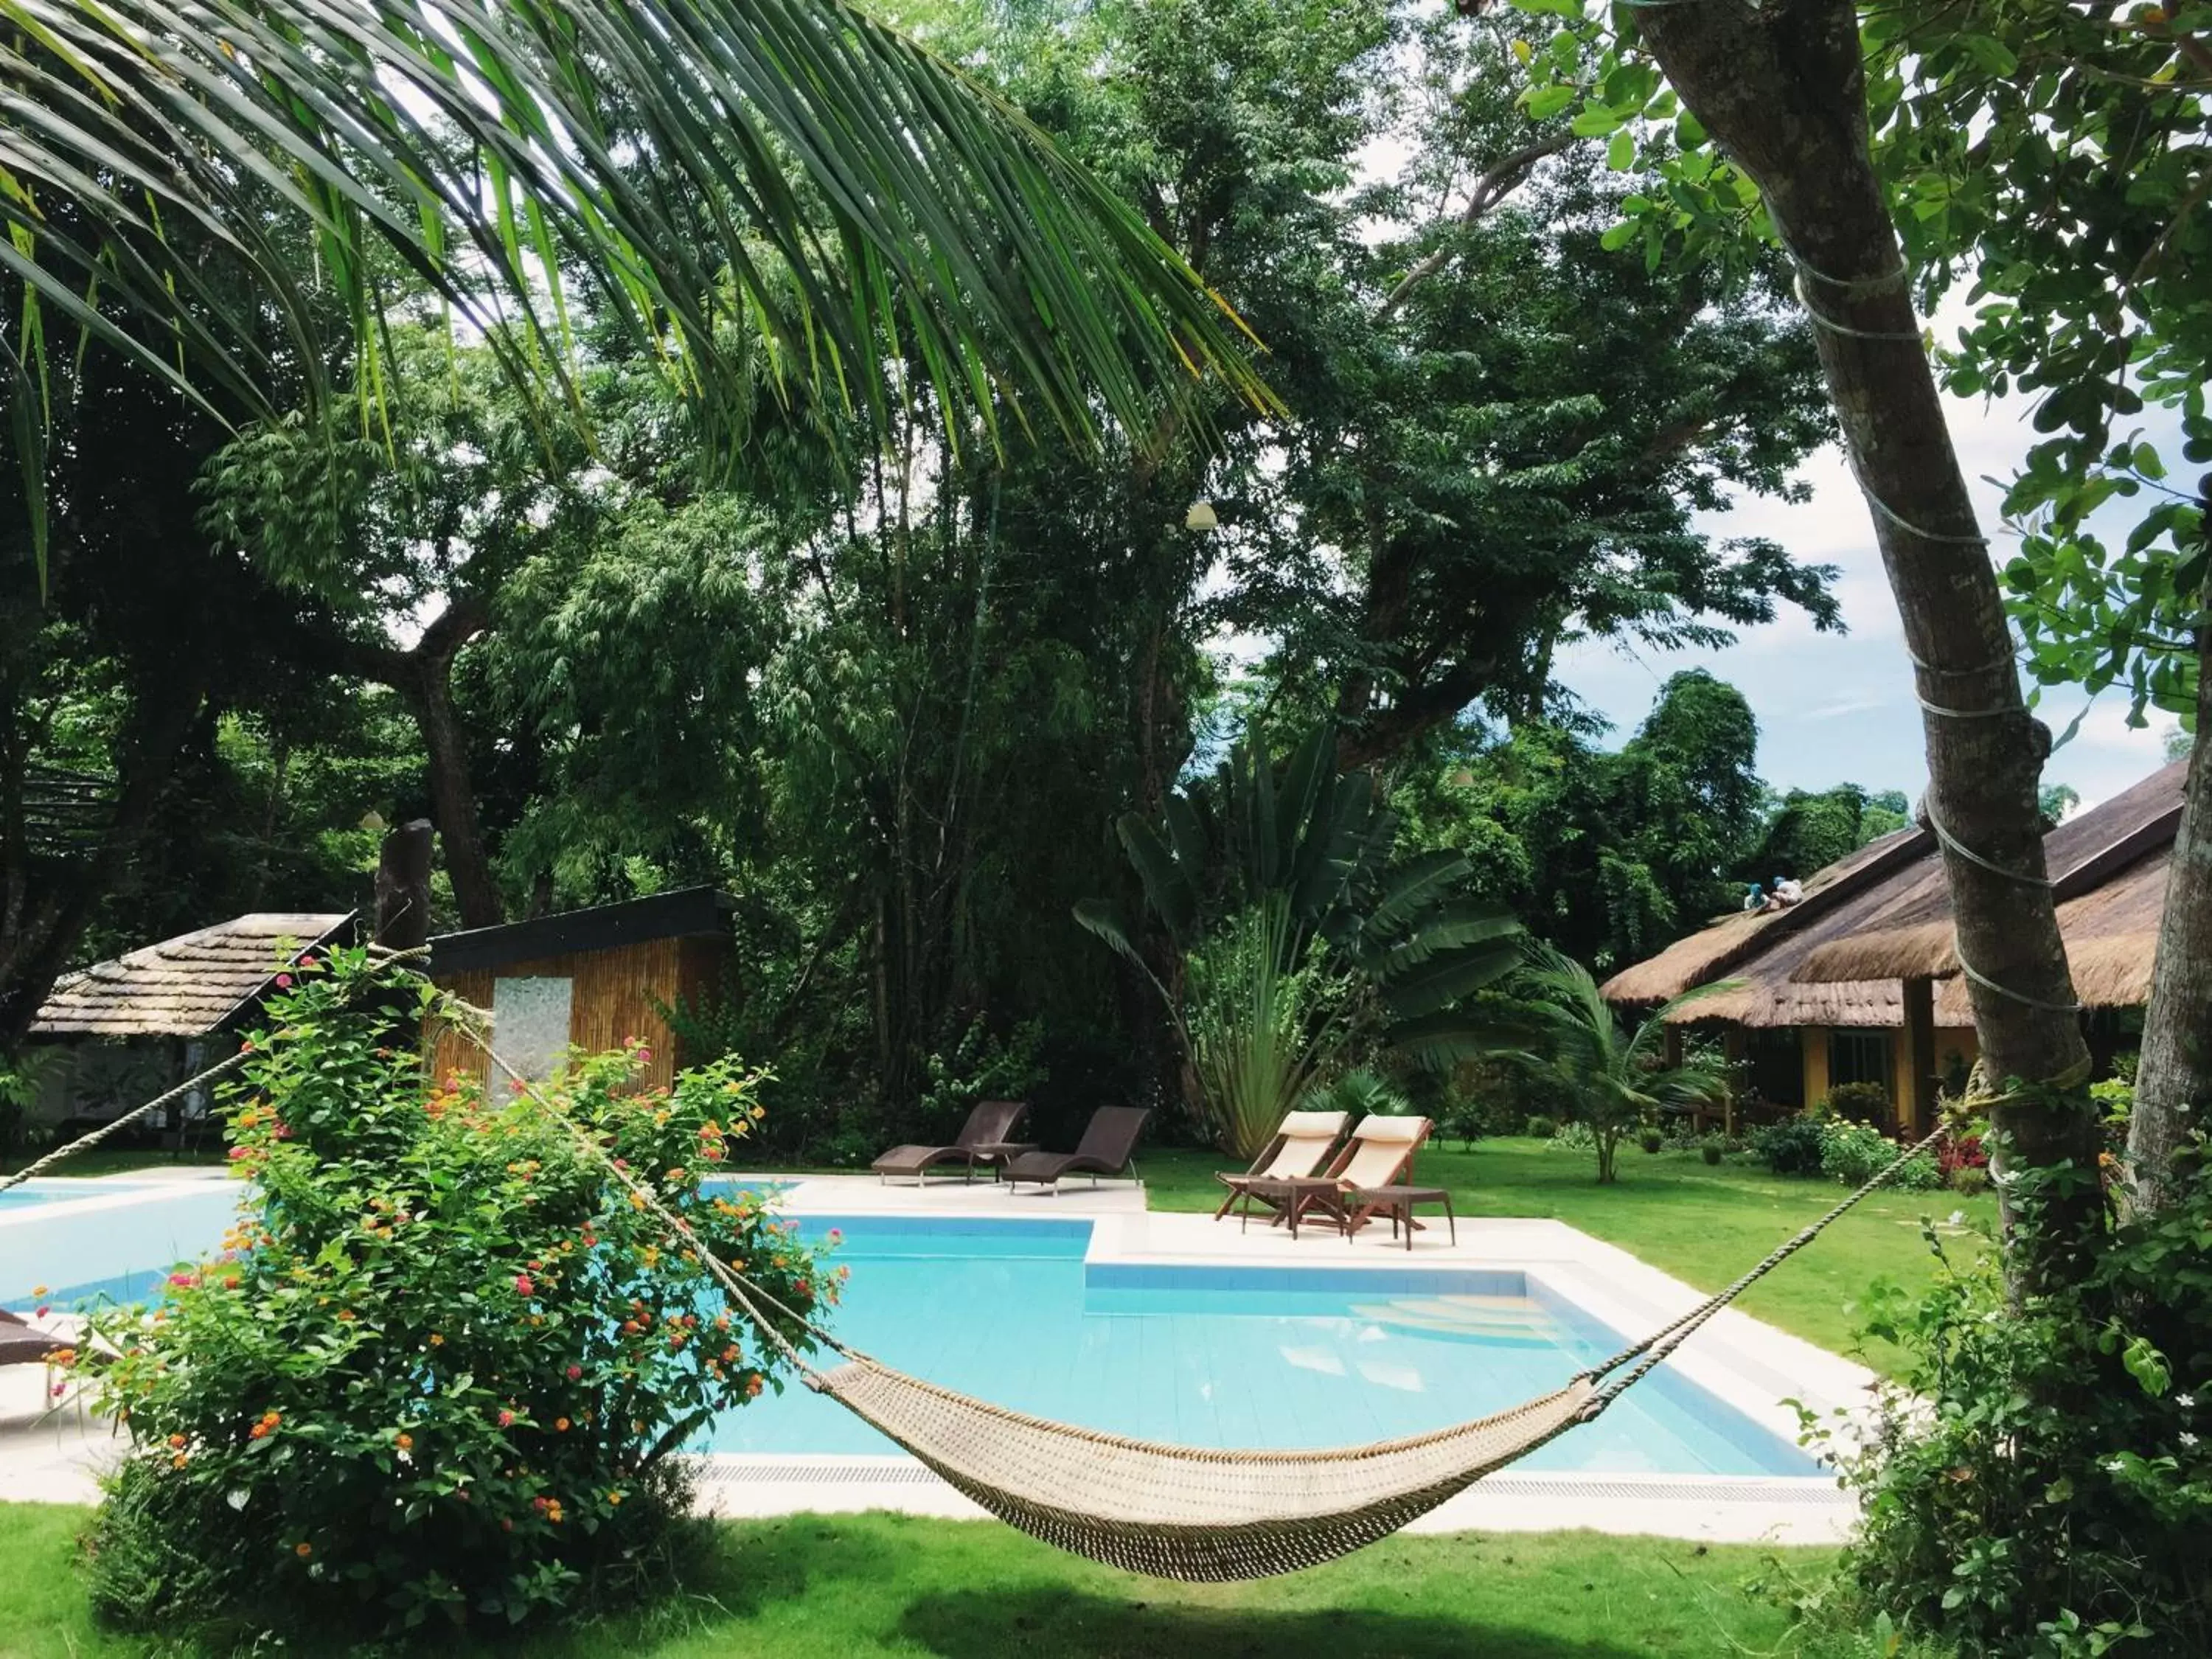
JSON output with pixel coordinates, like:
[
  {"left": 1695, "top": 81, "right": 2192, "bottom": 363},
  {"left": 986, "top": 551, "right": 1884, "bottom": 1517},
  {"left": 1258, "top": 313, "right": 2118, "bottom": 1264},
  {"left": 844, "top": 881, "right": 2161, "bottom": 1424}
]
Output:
[{"left": 3, "top": 960, "right": 1951, "bottom": 1585}]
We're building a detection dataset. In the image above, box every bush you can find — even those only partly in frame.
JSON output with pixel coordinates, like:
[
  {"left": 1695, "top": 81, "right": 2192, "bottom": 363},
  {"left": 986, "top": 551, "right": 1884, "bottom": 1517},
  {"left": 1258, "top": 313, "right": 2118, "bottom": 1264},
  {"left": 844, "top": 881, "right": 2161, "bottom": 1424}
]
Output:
[
  {"left": 1523, "top": 1114, "right": 1557, "bottom": 1140},
  {"left": 1548, "top": 1120, "right": 1597, "bottom": 1154},
  {"left": 1750, "top": 1113, "right": 1828, "bottom": 1176},
  {"left": 1819, "top": 1119, "right": 1896, "bottom": 1186},
  {"left": 1700, "top": 1138, "right": 1725, "bottom": 1166},
  {"left": 1937, "top": 1130, "right": 1989, "bottom": 1183},
  {"left": 1950, "top": 1165, "right": 1991, "bottom": 1198},
  {"left": 1809, "top": 1141, "right": 2212, "bottom": 1655},
  {"left": 1820, "top": 1119, "right": 1942, "bottom": 1190},
  {"left": 1824, "top": 1080, "right": 1894, "bottom": 1131},
  {"left": 1637, "top": 1127, "right": 1664, "bottom": 1154},
  {"left": 83, "top": 951, "right": 830, "bottom": 1641}
]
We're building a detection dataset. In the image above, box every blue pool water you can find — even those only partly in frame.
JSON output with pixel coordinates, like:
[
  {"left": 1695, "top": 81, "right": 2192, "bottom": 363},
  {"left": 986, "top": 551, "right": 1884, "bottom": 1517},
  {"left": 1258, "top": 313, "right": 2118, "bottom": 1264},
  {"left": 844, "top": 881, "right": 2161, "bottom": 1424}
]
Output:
[
  {"left": 1, "top": 1195, "right": 1815, "bottom": 1477},
  {"left": 1, "top": 1184, "right": 237, "bottom": 1309},
  {"left": 702, "top": 1216, "right": 1819, "bottom": 1476}
]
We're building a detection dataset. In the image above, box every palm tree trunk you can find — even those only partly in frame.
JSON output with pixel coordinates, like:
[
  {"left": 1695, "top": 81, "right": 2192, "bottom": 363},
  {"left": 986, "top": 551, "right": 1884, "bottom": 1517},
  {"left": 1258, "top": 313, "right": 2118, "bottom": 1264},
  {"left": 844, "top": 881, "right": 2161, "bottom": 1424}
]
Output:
[{"left": 1636, "top": 0, "right": 2101, "bottom": 1292}]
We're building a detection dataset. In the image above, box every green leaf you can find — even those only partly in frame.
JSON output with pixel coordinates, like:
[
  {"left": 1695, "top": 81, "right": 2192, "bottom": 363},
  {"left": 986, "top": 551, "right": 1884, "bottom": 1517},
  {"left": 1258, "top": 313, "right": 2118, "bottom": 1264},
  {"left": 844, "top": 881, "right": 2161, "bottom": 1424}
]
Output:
[
  {"left": 1523, "top": 85, "right": 1579, "bottom": 121},
  {"left": 1570, "top": 106, "right": 1622, "bottom": 139},
  {"left": 1606, "top": 128, "right": 1634, "bottom": 172}
]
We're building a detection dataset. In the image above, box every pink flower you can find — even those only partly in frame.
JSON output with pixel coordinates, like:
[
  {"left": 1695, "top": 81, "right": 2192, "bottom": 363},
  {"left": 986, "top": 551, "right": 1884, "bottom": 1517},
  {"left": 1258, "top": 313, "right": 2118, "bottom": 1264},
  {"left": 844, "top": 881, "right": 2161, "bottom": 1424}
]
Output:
[
  {"left": 34, "top": 1305, "right": 50, "bottom": 1319},
  {"left": 275, "top": 974, "right": 293, "bottom": 989},
  {"left": 637, "top": 1047, "right": 652, "bottom": 1063},
  {"left": 168, "top": 1273, "right": 197, "bottom": 1289},
  {"left": 514, "top": 1275, "right": 535, "bottom": 1297},
  {"left": 566, "top": 1364, "right": 582, "bottom": 1380},
  {"left": 229, "top": 1147, "right": 250, "bottom": 1162},
  {"left": 51, "top": 1383, "right": 65, "bottom": 1399},
  {"left": 298, "top": 956, "right": 316, "bottom": 972},
  {"left": 827, "top": 1228, "right": 842, "bottom": 1242},
  {"left": 273, "top": 1124, "right": 293, "bottom": 1141},
  {"left": 496, "top": 1409, "right": 515, "bottom": 1428}
]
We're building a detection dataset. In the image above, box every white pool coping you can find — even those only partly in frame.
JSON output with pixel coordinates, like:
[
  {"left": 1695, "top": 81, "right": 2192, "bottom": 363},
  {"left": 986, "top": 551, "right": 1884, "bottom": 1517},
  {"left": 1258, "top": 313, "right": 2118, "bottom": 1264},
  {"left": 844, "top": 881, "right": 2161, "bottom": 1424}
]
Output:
[{"left": 1, "top": 1169, "right": 1871, "bottom": 1545}]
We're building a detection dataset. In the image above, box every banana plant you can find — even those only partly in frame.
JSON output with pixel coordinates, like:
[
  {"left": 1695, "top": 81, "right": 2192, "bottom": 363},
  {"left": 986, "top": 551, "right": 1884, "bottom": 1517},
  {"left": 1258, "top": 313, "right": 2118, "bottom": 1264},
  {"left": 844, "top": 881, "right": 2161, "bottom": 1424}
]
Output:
[{"left": 1077, "top": 726, "right": 1523, "bottom": 1151}]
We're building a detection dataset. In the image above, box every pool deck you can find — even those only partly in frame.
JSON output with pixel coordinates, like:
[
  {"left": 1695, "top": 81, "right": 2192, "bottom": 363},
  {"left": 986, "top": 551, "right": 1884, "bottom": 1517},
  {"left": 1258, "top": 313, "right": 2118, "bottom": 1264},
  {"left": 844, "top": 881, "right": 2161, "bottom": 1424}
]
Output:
[{"left": 1, "top": 1169, "right": 1871, "bottom": 1545}]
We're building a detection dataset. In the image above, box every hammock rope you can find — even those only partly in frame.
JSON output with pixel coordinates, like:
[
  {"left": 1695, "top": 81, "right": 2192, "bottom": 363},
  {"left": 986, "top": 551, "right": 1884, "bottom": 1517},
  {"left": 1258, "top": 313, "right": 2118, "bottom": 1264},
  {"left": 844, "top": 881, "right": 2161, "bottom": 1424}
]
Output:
[
  {"left": 440, "top": 1006, "right": 1964, "bottom": 1580},
  {"left": 12, "top": 950, "right": 2048, "bottom": 1579}
]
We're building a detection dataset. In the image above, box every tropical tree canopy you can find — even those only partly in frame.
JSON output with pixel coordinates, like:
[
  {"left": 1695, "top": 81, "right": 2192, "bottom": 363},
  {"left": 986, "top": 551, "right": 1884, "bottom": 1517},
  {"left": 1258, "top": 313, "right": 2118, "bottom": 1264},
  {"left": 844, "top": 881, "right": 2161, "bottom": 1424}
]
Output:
[{"left": 1, "top": 0, "right": 1274, "bottom": 578}]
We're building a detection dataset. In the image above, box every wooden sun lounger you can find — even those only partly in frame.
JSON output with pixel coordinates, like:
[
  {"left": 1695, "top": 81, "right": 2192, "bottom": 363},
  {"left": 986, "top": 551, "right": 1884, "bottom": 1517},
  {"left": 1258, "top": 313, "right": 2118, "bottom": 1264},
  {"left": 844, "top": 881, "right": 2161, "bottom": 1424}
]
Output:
[
  {"left": 1212, "top": 1110, "right": 1350, "bottom": 1220},
  {"left": 1233, "top": 1114, "right": 1433, "bottom": 1238}
]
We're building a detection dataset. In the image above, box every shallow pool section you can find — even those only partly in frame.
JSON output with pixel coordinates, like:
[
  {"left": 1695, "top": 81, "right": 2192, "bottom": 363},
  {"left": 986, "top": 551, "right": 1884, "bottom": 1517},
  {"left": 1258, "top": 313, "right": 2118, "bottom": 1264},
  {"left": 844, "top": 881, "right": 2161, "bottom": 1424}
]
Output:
[
  {"left": 0, "top": 1183, "right": 236, "bottom": 1310},
  {"left": 700, "top": 1216, "right": 1818, "bottom": 1477}
]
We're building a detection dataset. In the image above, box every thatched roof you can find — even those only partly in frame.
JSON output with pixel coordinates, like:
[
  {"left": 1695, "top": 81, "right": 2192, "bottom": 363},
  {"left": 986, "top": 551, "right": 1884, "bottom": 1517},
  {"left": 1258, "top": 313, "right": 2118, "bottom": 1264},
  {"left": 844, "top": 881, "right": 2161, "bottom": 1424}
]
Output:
[
  {"left": 32, "top": 913, "right": 352, "bottom": 1038},
  {"left": 1598, "top": 825, "right": 1931, "bottom": 1007},
  {"left": 1792, "top": 762, "right": 2183, "bottom": 1006},
  {"left": 1600, "top": 760, "right": 2185, "bottom": 1029}
]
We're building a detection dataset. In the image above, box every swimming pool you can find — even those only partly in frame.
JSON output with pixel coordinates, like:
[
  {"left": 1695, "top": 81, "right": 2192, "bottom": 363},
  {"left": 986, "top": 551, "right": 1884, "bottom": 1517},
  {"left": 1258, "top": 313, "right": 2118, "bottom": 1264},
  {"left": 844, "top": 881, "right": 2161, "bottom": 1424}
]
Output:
[
  {"left": 0, "top": 1183, "right": 237, "bottom": 1308},
  {"left": 701, "top": 1215, "right": 1818, "bottom": 1477},
  {"left": 0, "top": 1190, "right": 1816, "bottom": 1478}
]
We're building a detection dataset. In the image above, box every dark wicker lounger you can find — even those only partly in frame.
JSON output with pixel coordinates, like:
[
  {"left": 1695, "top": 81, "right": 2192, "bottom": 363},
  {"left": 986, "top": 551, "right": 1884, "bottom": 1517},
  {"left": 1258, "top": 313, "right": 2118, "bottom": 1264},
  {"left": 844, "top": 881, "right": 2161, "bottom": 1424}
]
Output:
[
  {"left": 1002, "top": 1106, "right": 1151, "bottom": 1192},
  {"left": 0, "top": 1307, "right": 72, "bottom": 1368},
  {"left": 872, "top": 1099, "right": 1032, "bottom": 1184}
]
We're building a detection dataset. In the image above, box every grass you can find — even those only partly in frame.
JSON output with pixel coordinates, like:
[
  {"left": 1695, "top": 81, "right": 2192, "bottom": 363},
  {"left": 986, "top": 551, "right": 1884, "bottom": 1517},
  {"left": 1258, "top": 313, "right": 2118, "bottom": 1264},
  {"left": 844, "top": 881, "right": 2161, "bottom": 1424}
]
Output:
[
  {"left": 1144, "top": 1137, "right": 1995, "bottom": 1374},
  {"left": 0, "top": 1502, "right": 1832, "bottom": 1658},
  {"left": 2, "top": 1146, "right": 226, "bottom": 1180}
]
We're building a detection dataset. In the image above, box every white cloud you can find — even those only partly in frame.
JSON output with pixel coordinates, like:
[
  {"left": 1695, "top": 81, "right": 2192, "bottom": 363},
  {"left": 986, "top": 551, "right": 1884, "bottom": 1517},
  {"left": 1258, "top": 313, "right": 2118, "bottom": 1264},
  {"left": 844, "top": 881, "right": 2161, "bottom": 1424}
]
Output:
[{"left": 1559, "top": 299, "right": 2179, "bottom": 807}]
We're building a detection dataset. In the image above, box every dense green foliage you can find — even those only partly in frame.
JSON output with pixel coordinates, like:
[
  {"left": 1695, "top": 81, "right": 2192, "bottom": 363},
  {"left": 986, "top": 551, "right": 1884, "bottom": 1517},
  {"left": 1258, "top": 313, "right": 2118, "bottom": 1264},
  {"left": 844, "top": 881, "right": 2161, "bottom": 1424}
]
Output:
[
  {"left": 1817, "top": 1150, "right": 2212, "bottom": 1656},
  {"left": 80, "top": 954, "right": 824, "bottom": 1639}
]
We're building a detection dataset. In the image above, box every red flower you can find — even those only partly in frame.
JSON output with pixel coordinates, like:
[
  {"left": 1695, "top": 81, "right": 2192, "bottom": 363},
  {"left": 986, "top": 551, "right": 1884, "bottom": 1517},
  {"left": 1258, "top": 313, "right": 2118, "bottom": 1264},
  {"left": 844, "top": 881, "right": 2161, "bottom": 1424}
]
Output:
[
  {"left": 275, "top": 974, "right": 293, "bottom": 989},
  {"left": 496, "top": 1409, "right": 515, "bottom": 1428},
  {"left": 514, "top": 1275, "right": 535, "bottom": 1296},
  {"left": 566, "top": 1364, "right": 582, "bottom": 1380},
  {"left": 228, "top": 1147, "right": 250, "bottom": 1162},
  {"left": 34, "top": 1305, "right": 50, "bottom": 1319}
]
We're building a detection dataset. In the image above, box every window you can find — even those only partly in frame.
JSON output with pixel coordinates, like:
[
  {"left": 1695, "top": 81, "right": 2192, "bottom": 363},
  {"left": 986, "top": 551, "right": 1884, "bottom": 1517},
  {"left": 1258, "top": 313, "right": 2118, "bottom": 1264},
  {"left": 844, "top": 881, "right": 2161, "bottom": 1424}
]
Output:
[
  {"left": 1745, "top": 1029, "right": 1802, "bottom": 1107},
  {"left": 492, "top": 976, "right": 574, "bottom": 1082},
  {"left": 1829, "top": 1029, "right": 1892, "bottom": 1091}
]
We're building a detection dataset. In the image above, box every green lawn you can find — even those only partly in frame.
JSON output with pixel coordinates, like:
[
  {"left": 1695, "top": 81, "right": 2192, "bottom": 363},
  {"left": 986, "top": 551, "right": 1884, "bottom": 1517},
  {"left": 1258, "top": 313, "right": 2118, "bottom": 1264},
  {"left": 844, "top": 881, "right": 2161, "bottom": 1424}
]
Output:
[
  {"left": 0, "top": 1502, "right": 1828, "bottom": 1658},
  {"left": 1145, "top": 1137, "right": 1994, "bottom": 1374},
  {"left": 2, "top": 1145, "right": 226, "bottom": 1180}
]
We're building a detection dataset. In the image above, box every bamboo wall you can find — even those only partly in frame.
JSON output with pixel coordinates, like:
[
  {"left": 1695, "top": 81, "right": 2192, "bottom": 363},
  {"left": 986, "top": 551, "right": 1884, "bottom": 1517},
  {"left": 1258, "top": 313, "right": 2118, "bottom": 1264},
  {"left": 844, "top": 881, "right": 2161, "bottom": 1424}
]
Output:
[{"left": 428, "top": 934, "right": 727, "bottom": 1096}]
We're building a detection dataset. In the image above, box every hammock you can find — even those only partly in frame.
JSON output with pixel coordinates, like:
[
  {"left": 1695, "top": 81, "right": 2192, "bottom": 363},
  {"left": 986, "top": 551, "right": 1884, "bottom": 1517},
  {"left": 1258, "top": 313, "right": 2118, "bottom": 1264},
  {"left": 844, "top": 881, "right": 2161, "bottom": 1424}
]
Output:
[
  {"left": 453, "top": 1019, "right": 1939, "bottom": 1581},
  {"left": 7, "top": 980, "right": 1937, "bottom": 1585}
]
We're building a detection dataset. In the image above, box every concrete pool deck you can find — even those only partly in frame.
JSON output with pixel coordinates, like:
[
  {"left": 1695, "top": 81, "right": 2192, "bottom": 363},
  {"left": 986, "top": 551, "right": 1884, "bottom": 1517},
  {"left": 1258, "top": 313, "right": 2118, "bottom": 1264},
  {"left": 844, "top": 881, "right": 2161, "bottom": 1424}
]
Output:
[{"left": 1, "top": 1169, "right": 1868, "bottom": 1544}]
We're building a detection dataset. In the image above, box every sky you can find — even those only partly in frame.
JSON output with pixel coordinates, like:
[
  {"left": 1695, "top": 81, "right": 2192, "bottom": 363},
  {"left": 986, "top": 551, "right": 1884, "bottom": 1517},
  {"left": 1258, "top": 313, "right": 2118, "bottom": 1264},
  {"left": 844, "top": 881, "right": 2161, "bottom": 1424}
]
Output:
[{"left": 1555, "top": 349, "right": 2182, "bottom": 813}]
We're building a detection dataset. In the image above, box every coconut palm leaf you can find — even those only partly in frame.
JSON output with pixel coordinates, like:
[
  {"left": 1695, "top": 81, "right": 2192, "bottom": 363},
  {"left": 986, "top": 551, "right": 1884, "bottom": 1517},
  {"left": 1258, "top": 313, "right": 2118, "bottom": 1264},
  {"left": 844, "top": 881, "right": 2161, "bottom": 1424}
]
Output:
[{"left": 1, "top": 0, "right": 1278, "bottom": 585}]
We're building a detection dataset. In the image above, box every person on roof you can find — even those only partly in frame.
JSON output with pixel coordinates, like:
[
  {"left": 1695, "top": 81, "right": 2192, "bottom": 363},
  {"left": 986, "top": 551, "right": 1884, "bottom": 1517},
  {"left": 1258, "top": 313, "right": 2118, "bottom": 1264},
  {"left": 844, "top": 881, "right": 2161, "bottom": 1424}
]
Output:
[
  {"left": 1773, "top": 874, "right": 1804, "bottom": 907},
  {"left": 1742, "top": 882, "right": 1767, "bottom": 913}
]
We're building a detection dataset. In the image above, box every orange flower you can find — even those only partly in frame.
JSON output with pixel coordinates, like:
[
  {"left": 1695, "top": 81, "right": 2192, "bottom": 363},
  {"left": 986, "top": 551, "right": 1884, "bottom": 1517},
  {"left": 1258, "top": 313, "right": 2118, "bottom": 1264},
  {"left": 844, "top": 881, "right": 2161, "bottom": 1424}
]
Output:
[
  {"left": 170, "top": 1453, "right": 188, "bottom": 1469},
  {"left": 554, "top": 1417, "right": 570, "bottom": 1433},
  {"left": 167, "top": 1433, "right": 187, "bottom": 1449},
  {"left": 261, "top": 1411, "right": 281, "bottom": 1427},
  {"left": 395, "top": 1433, "right": 414, "bottom": 1451},
  {"left": 428, "top": 1334, "right": 445, "bottom": 1347},
  {"left": 250, "top": 1423, "right": 270, "bottom": 1440},
  {"left": 295, "top": 1542, "right": 313, "bottom": 1558}
]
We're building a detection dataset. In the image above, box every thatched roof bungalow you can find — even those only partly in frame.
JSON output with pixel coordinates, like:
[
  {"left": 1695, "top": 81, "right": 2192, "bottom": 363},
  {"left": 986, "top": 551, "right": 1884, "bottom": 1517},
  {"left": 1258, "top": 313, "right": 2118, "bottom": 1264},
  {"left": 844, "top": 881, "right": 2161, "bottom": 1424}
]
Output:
[{"left": 1599, "top": 761, "right": 2184, "bottom": 1130}]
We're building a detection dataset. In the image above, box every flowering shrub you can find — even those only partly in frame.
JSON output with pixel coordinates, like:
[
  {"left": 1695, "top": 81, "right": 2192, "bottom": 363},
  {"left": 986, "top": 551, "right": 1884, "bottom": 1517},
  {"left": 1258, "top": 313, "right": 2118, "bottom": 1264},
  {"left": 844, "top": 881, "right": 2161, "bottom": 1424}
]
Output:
[
  {"left": 83, "top": 950, "right": 830, "bottom": 1639},
  {"left": 1818, "top": 1119, "right": 1941, "bottom": 1191},
  {"left": 1804, "top": 1141, "right": 2212, "bottom": 1655},
  {"left": 1937, "top": 1129, "right": 1989, "bottom": 1185}
]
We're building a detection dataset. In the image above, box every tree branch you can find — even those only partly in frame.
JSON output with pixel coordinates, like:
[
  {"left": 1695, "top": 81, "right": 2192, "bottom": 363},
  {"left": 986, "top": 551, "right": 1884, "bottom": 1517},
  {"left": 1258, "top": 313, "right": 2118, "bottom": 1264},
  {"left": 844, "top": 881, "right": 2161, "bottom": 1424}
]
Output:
[{"left": 1377, "top": 132, "right": 1574, "bottom": 321}]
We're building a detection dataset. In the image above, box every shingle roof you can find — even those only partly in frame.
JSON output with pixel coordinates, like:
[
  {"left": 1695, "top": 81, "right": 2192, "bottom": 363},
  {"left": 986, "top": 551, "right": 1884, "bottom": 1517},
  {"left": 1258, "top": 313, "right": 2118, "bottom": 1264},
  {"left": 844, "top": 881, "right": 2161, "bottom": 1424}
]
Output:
[{"left": 32, "top": 913, "right": 353, "bottom": 1038}]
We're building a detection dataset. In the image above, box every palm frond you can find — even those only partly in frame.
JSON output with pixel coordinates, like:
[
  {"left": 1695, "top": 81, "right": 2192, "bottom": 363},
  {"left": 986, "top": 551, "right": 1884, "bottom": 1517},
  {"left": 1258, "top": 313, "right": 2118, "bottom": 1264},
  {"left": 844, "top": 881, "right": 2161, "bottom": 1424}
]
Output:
[{"left": 2, "top": 0, "right": 1279, "bottom": 584}]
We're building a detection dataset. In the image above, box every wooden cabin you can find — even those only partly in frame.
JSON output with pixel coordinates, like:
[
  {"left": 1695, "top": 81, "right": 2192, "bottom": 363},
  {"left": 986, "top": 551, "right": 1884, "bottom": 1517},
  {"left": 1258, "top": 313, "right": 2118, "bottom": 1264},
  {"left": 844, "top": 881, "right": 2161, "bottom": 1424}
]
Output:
[
  {"left": 1601, "top": 762, "right": 2183, "bottom": 1131},
  {"left": 425, "top": 887, "right": 736, "bottom": 1093},
  {"left": 28, "top": 912, "right": 354, "bottom": 1133}
]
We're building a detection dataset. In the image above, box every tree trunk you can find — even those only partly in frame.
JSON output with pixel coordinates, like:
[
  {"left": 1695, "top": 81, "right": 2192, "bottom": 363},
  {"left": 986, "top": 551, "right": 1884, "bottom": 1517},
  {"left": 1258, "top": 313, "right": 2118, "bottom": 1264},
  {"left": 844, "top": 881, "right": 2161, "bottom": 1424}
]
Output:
[
  {"left": 2129, "top": 550, "right": 2212, "bottom": 1211},
  {"left": 338, "top": 594, "right": 501, "bottom": 931},
  {"left": 374, "top": 820, "right": 436, "bottom": 951},
  {"left": 1635, "top": 0, "right": 2101, "bottom": 1288}
]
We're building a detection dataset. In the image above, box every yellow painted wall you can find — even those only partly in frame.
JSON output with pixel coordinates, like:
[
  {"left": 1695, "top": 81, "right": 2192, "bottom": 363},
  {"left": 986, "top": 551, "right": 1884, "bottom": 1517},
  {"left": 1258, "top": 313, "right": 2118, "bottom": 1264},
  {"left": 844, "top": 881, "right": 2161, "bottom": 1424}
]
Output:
[{"left": 1801, "top": 1026, "right": 1830, "bottom": 1109}]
